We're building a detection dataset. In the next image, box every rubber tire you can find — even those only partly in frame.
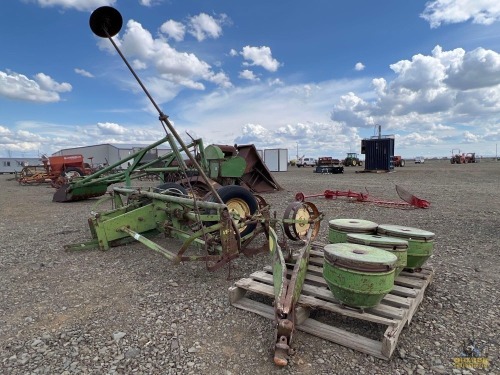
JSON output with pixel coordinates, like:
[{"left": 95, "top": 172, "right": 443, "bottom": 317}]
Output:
[
  {"left": 153, "top": 182, "right": 188, "bottom": 196},
  {"left": 400, "top": 159, "right": 405, "bottom": 167},
  {"left": 206, "top": 185, "right": 258, "bottom": 237},
  {"left": 62, "top": 167, "right": 84, "bottom": 178},
  {"left": 352, "top": 159, "right": 357, "bottom": 166}
]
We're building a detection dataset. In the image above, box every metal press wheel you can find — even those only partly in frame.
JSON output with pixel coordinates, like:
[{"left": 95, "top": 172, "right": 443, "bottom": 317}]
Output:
[{"left": 283, "top": 201, "right": 321, "bottom": 241}]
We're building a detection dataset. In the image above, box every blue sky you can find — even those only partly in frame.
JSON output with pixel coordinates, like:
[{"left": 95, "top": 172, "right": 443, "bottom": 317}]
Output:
[{"left": 2, "top": 0, "right": 500, "bottom": 159}]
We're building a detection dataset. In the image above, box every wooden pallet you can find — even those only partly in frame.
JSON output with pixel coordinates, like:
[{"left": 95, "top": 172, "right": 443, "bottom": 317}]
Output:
[{"left": 228, "top": 243, "right": 434, "bottom": 360}]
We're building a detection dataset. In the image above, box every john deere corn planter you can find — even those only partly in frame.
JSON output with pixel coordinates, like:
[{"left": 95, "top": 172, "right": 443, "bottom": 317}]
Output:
[{"left": 63, "top": 6, "right": 324, "bottom": 367}]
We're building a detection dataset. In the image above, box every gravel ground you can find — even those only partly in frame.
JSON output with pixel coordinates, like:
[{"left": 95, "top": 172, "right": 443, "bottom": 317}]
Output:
[{"left": 0, "top": 159, "right": 498, "bottom": 374}]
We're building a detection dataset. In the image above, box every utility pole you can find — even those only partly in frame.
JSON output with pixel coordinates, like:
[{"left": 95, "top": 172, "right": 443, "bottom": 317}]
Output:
[{"left": 296, "top": 142, "right": 299, "bottom": 160}]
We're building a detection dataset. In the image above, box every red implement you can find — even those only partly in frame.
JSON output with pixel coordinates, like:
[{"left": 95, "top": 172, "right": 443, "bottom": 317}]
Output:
[{"left": 295, "top": 185, "right": 430, "bottom": 209}]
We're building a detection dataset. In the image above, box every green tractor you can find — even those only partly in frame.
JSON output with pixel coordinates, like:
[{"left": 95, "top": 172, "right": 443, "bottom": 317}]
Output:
[{"left": 343, "top": 152, "right": 363, "bottom": 167}]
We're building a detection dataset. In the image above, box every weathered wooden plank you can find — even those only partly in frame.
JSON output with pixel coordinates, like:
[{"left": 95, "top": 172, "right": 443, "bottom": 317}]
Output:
[
  {"left": 394, "top": 275, "right": 425, "bottom": 289},
  {"left": 229, "top": 259, "right": 434, "bottom": 361},
  {"left": 231, "top": 296, "right": 274, "bottom": 320},
  {"left": 298, "top": 318, "right": 388, "bottom": 360},
  {"left": 390, "top": 284, "right": 418, "bottom": 298}
]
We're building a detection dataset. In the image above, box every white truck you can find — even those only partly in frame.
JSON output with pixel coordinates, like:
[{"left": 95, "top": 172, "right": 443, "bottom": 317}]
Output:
[{"left": 296, "top": 157, "right": 317, "bottom": 167}]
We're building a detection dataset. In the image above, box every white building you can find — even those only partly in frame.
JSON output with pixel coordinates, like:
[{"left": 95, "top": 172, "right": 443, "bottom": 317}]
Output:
[
  {"left": 0, "top": 157, "right": 42, "bottom": 174},
  {"left": 52, "top": 144, "right": 171, "bottom": 169}
]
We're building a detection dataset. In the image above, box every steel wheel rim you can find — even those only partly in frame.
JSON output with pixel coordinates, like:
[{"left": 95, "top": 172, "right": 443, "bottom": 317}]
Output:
[{"left": 226, "top": 197, "right": 251, "bottom": 232}]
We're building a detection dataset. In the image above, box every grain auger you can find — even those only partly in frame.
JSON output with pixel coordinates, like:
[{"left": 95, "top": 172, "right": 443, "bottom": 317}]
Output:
[{"left": 64, "top": 6, "right": 324, "bottom": 366}]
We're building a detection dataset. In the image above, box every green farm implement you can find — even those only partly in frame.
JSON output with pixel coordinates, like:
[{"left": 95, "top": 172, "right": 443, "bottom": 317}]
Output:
[{"left": 62, "top": 6, "right": 326, "bottom": 366}]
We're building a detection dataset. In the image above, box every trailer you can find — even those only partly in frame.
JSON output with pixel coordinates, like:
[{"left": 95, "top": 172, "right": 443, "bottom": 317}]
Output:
[
  {"left": 0, "top": 158, "right": 41, "bottom": 174},
  {"left": 314, "top": 157, "right": 344, "bottom": 174}
]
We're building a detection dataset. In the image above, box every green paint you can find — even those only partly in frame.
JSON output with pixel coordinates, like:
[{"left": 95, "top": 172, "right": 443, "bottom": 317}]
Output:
[
  {"left": 323, "top": 243, "right": 397, "bottom": 309},
  {"left": 328, "top": 228, "right": 348, "bottom": 243},
  {"left": 405, "top": 239, "right": 434, "bottom": 269},
  {"left": 323, "top": 261, "right": 395, "bottom": 309}
]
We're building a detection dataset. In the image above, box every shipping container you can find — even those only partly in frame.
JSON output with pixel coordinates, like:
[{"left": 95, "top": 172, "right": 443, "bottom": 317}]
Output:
[
  {"left": 361, "top": 136, "right": 395, "bottom": 171},
  {"left": 264, "top": 149, "right": 288, "bottom": 172}
]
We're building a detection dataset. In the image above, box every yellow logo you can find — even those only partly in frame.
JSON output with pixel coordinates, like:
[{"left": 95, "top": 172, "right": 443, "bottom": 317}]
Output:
[{"left": 453, "top": 335, "right": 489, "bottom": 369}]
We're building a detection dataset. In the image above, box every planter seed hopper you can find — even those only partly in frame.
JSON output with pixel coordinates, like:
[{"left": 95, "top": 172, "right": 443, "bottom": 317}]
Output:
[{"left": 64, "top": 6, "right": 324, "bottom": 367}]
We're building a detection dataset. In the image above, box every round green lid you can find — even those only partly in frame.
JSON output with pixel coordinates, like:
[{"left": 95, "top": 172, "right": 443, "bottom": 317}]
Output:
[
  {"left": 324, "top": 243, "right": 397, "bottom": 269},
  {"left": 328, "top": 218, "right": 378, "bottom": 232},
  {"left": 377, "top": 224, "right": 435, "bottom": 240},
  {"left": 346, "top": 233, "right": 408, "bottom": 249}
]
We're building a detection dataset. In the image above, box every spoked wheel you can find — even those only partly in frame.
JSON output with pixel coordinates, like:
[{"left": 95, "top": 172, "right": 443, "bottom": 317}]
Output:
[{"left": 283, "top": 201, "right": 321, "bottom": 241}]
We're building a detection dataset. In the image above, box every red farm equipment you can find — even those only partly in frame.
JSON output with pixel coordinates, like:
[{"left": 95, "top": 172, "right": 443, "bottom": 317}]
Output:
[
  {"left": 18, "top": 154, "right": 93, "bottom": 186},
  {"left": 392, "top": 156, "right": 405, "bottom": 167},
  {"left": 464, "top": 153, "right": 479, "bottom": 163},
  {"left": 450, "top": 149, "right": 465, "bottom": 164}
]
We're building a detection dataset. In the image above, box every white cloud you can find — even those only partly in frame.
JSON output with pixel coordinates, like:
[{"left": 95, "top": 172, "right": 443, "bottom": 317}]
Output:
[
  {"left": 331, "top": 45, "right": 500, "bottom": 134},
  {"left": 96, "top": 122, "right": 127, "bottom": 135},
  {"left": 355, "top": 62, "right": 365, "bottom": 71},
  {"left": 444, "top": 47, "right": 500, "bottom": 89},
  {"left": 239, "top": 70, "right": 259, "bottom": 81},
  {"left": 229, "top": 49, "right": 238, "bottom": 57},
  {"left": 104, "top": 19, "right": 231, "bottom": 102},
  {"left": 160, "top": 20, "right": 186, "bottom": 42},
  {"left": 0, "top": 125, "right": 13, "bottom": 136},
  {"left": 268, "top": 78, "right": 284, "bottom": 86},
  {"left": 139, "top": 0, "right": 161, "bottom": 6},
  {"left": 462, "top": 130, "right": 480, "bottom": 143},
  {"left": 188, "top": 13, "right": 226, "bottom": 42},
  {"left": 421, "top": 0, "right": 500, "bottom": 28},
  {"left": 32, "top": 0, "right": 115, "bottom": 12},
  {"left": 74, "top": 68, "right": 94, "bottom": 78},
  {"left": 0, "top": 70, "right": 71, "bottom": 103},
  {"left": 234, "top": 121, "right": 361, "bottom": 158},
  {"left": 241, "top": 46, "right": 281, "bottom": 72},
  {"left": 34, "top": 73, "right": 72, "bottom": 93}
]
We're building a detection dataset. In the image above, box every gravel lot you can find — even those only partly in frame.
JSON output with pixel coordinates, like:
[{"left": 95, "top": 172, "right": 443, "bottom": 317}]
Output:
[{"left": 1, "top": 159, "right": 498, "bottom": 374}]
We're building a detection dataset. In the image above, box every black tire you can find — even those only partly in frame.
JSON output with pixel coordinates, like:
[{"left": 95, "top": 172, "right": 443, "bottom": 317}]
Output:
[
  {"left": 62, "top": 167, "right": 84, "bottom": 179},
  {"left": 400, "top": 160, "right": 405, "bottom": 167},
  {"left": 153, "top": 182, "right": 188, "bottom": 196},
  {"left": 206, "top": 185, "right": 258, "bottom": 237}
]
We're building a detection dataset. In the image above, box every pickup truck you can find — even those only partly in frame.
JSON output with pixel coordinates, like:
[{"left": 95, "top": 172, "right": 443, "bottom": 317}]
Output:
[{"left": 296, "top": 157, "right": 317, "bottom": 167}]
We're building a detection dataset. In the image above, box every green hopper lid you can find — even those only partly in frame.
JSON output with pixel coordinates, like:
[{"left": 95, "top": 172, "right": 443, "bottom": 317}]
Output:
[
  {"left": 377, "top": 224, "right": 435, "bottom": 240},
  {"left": 346, "top": 233, "right": 408, "bottom": 250},
  {"left": 324, "top": 243, "right": 397, "bottom": 271},
  {"left": 328, "top": 218, "right": 378, "bottom": 232}
]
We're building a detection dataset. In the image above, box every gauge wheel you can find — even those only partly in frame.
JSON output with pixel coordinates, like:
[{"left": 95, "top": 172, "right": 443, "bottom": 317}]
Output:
[
  {"left": 206, "top": 185, "right": 258, "bottom": 237},
  {"left": 283, "top": 201, "right": 321, "bottom": 241},
  {"left": 154, "top": 182, "right": 188, "bottom": 196}
]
